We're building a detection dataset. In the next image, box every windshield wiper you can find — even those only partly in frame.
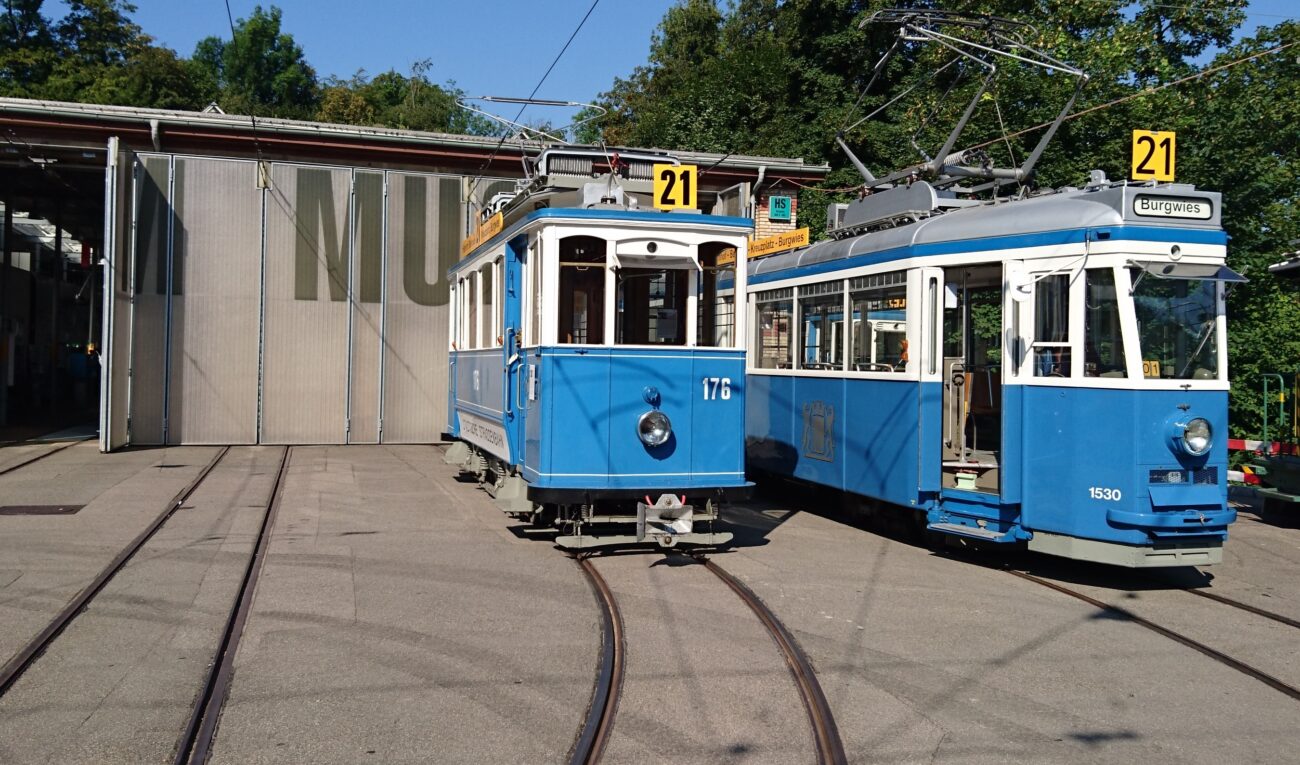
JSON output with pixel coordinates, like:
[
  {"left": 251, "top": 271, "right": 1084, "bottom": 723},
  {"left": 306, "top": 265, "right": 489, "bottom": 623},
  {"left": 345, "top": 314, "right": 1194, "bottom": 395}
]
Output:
[{"left": 1177, "top": 320, "right": 1216, "bottom": 378}]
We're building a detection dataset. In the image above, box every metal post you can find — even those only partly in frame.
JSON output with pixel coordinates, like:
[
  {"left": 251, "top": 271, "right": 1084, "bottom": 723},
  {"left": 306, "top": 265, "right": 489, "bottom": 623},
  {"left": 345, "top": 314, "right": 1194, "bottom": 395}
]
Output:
[
  {"left": 1, "top": 201, "right": 11, "bottom": 427},
  {"left": 51, "top": 203, "right": 62, "bottom": 414},
  {"left": 1263, "top": 373, "right": 1285, "bottom": 455}
]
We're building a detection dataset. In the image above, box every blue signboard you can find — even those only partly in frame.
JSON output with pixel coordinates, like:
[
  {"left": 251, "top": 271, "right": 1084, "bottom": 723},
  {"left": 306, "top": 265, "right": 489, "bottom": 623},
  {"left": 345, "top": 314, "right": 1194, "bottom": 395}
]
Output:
[{"left": 768, "top": 195, "right": 792, "bottom": 222}]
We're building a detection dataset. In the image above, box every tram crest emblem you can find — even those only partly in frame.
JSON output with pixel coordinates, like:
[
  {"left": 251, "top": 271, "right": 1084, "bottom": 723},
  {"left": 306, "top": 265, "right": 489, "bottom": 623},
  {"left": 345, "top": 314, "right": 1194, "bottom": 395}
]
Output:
[{"left": 801, "top": 401, "right": 835, "bottom": 463}]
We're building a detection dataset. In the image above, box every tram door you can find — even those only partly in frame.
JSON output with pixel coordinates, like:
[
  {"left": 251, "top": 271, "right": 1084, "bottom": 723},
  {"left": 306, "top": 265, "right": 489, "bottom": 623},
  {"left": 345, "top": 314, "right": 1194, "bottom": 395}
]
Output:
[{"left": 940, "top": 266, "right": 1003, "bottom": 493}]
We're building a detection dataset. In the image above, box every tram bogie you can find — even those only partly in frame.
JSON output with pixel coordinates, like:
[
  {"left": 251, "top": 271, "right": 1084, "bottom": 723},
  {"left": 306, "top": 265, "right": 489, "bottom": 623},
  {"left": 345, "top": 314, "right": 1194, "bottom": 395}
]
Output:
[{"left": 446, "top": 146, "right": 752, "bottom": 549}]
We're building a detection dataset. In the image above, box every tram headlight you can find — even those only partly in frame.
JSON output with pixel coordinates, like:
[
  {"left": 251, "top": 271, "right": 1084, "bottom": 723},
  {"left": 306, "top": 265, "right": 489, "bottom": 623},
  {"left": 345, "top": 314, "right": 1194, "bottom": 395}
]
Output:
[
  {"left": 637, "top": 410, "right": 672, "bottom": 447},
  {"left": 1182, "top": 417, "right": 1212, "bottom": 456}
]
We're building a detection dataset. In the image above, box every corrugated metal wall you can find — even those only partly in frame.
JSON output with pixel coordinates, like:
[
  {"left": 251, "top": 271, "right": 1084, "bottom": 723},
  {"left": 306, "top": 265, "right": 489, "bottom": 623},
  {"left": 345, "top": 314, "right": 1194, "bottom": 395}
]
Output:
[
  {"left": 167, "top": 157, "right": 263, "bottom": 444},
  {"left": 115, "top": 153, "right": 474, "bottom": 446}
]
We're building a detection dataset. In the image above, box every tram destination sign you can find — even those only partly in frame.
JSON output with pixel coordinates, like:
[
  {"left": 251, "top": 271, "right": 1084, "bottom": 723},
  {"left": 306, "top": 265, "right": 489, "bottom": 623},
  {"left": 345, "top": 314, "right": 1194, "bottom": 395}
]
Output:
[
  {"left": 460, "top": 212, "right": 504, "bottom": 259},
  {"left": 1132, "top": 194, "right": 1213, "bottom": 221},
  {"left": 749, "top": 227, "right": 810, "bottom": 259}
]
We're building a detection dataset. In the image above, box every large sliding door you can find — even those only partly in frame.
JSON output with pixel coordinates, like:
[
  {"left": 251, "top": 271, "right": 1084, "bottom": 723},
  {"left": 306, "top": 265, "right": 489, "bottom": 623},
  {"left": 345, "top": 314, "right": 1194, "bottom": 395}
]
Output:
[{"left": 101, "top": 155, "right": 476, "bottom": 448}]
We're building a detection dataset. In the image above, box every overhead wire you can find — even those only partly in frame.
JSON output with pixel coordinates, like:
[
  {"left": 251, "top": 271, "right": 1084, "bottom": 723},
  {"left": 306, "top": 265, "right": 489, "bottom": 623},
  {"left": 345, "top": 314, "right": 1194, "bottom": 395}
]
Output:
[
  {"left": 221, "top": 0, "right": 268, "bottom": 169},
  {"left": 465, "top": 0, "right": 602, "bottom": 209},
  {"left": 785, "top": 36, "right": 1297, "bottom": 194}
]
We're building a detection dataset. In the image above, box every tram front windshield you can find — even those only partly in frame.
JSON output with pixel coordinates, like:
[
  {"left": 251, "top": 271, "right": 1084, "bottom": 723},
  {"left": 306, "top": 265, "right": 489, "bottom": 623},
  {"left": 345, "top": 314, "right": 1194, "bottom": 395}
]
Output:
[{"left": 1131, "top": 274, "right": 1218, "bottom": 380}]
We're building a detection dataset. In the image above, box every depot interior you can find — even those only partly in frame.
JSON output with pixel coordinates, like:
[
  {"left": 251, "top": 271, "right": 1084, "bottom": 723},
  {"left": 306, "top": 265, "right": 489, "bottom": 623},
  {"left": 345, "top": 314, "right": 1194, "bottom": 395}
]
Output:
[{"left": 0, "top": 142, "right": 105, "bottom": 432}]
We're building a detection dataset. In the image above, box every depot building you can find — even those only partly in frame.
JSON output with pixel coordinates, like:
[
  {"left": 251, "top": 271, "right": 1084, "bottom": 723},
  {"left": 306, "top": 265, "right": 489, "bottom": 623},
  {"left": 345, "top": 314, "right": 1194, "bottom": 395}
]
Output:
[{"left": 0, "top": 98, "right": 825, "bottom": 449}]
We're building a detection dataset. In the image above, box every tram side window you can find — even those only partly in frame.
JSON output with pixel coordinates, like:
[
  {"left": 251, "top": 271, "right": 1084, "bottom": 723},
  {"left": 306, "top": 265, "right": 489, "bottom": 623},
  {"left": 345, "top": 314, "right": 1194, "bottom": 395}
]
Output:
[
  {"left": 798, "top": 281, "right": 844, "bottom": 370},
  {"left": 1085, "top": 268, "right": 1126, "bottom": 377},
  {"left": 1032, "top": 274, "right": 1071, "bottom": 377},
  {"left": 480, "top": 261, "right": 495, "bottom": 348},
  {"left": 697, "top": 242, "right": 736, "bottom": 347},
  {"left": 466, "top": 272, "right": 478, "bottom": 350},
  {"left": 617, "top": 268, "right": 688, "bottom": 345},
  {"left": 558, "top": 236, "right": 605, "bottom": 344},
  {"left": 849, "top": 272, "right": 908, "bottom": 373},
  {"left": 754, "top": 289, "right": 793, "bottom": 369}
]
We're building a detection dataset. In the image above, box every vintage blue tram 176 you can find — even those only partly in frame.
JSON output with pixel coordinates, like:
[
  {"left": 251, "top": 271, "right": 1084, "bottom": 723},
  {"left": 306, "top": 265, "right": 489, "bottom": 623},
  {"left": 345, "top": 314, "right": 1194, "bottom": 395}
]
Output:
[{"left": 444, "top": 147, "right": 752, "bottom": 548}]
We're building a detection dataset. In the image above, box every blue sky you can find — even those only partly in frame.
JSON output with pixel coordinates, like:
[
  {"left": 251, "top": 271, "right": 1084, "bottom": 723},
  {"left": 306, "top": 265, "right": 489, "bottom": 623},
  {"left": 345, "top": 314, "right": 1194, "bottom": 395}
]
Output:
[
  {"left": 124, "top": 0, "right": 680, "bottom": 117},
  {"left": 63, "top": 1, "right": 1300, "bottom": 113}
]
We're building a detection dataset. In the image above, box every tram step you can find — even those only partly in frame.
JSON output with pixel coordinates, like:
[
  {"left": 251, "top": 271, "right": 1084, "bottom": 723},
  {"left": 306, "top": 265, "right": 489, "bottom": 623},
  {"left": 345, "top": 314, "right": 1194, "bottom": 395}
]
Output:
[{"left": 927, "top": 522, "right": 1016, "bottom": 543}]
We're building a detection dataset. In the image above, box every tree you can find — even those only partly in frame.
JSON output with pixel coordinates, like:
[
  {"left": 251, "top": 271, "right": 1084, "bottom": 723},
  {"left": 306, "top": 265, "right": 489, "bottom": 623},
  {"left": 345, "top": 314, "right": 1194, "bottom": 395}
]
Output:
[
  {"left": 586, "top": 0, "right": 1296, "bottom": 436},
  {"left": 193, "top": 5, "right": 319, "bottom": 119},
  {"left": 314, "top": 62, "right": 499, "bottom": 135},
  {"left": 1179, "top": 22, "right": 1300, "bottom": 438},
  {"left": 0, "top": 0, "right": 209, "bottom": 110},
  {"left": 0, "top": 0, "right": 57, "bottom": 96},
  {"left": 82, "top": 46, "right": 212, "bottom": 110}
]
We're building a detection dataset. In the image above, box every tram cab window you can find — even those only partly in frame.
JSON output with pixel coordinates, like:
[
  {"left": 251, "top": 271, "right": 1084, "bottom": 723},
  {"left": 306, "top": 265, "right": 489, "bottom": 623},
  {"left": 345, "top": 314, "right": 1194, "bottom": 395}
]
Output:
[
  {"left": 1032, "top": 274, "right": 1071, "bottom": 377},
  {"left": 1085, "top": 268, "right": 1126, "bottom": 377},
  {"left": 754, "top": 289, "right": 793, "bottom": 369},
  {"left": 849, "top": 272, "right": 908, "bottom": 373},
  {"left": 1131, "top": 270, "right": 1219, "bottom": 380},
  {"left": 558, "top": 236, "right": 605, "bottom": 344},
  {"left": 798, "top": 281, "right": 844, "bottom": 370},
  {"left": 617, "top": 268, "right": 688, "bottom": 345},
  {"left": 697, "top": 242, "right": 736, "bottom": 347}
]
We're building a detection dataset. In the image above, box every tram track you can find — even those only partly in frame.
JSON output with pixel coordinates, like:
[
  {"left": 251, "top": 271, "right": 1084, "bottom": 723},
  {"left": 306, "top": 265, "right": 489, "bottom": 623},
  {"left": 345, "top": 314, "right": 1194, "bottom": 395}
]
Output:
[
  {"left": 1183, "top": 586, "right": 1300, "bottom": 630},
  {"left": 0, "top": 445, "right": 231, "bottom": 696},
  {"left": 174, "top": 445, "right": 292, "bottom": 765},
  {"left": 1008, "top": 569, "right": 1300, "bottom": 702},
  {"left": 0, "top": 436, "right": 90, "bottom": 477},
  {"left": 699, "top": 557, "right": 848, "bottom": 765},
  {"left": 570, "top": 556, "right": 624, "bottom": 765},
  {"left": 572, "top": 553, "right": 845, "bottom": 764}
]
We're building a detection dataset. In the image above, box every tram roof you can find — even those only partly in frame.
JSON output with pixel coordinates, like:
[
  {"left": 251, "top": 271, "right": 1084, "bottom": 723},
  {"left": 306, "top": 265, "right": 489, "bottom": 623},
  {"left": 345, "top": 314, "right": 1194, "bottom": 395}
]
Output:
[
  {"left": 749, "top": 182, "right": 1225, "bottom": 284},
  {"left": 450, "top": 207, "right": 753, "bottom": 276}
]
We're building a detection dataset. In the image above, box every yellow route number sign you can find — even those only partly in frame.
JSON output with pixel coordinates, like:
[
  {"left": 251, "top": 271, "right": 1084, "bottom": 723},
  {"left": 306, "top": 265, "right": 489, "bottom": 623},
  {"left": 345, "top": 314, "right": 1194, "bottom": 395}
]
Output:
[
  {"left": 653, "top": 164, "right": 697, "bottom": 210},
  {"left": 1131, "top": 130, "right": 1176, "bottom": 182}
]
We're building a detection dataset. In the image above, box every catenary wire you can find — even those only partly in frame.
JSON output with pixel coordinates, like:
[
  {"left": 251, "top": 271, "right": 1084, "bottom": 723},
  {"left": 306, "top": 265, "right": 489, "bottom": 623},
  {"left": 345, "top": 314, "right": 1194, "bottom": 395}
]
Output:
[
  {"left": 780, "top": 37, "right": 1298, "bottom": 194},
  {"left": 466, "top": 0, "right": 602, "bottom": 206}
]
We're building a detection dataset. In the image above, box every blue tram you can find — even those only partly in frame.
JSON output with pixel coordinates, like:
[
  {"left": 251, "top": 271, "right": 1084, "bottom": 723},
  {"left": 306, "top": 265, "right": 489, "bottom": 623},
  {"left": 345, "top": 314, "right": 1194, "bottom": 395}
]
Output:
[
  {"left": 744, "top": 9, "right": 1242, "bottom": 567},
  {"left": 745, "top": 177, "right": 1243, "bottom": 566},
  {"left": 445, "top": 147, "right": 752, "bottom": 548}
]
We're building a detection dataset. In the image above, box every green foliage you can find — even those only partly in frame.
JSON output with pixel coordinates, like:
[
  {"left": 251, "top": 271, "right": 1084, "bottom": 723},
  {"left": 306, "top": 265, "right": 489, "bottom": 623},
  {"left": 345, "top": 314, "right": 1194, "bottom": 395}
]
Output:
[
  {"left": 192, "top": 5, "right": 319, "bottom": 119},
  {"left": 0, "top": 0, "right": 210, "bottom": 109},
  {"left": 315, "top": 63, "right": 500, "bottom": 135},
  {"left": 1180, "top": 22, "right": 1300, "bottom": 439},
  {"left": 587, "top": 0, "right": 1297, "bottom": 437}
]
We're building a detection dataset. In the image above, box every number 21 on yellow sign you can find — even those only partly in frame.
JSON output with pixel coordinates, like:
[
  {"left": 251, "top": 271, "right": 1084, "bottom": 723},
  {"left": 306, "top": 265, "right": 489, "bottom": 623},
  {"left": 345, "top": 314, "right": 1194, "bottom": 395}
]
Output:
[
  {"left": 1131, "top": 130, "right": 1175, "bottom": 182},
  {"left": 653, "top": 164, "right": 697, "bottom": 210}
]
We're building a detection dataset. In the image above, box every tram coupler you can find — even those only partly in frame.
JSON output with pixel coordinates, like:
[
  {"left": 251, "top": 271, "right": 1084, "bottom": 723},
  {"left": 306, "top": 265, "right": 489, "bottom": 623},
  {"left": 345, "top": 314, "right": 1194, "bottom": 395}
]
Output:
[{"left": 637, "top": 494, "right": 694, "bottom": 546}]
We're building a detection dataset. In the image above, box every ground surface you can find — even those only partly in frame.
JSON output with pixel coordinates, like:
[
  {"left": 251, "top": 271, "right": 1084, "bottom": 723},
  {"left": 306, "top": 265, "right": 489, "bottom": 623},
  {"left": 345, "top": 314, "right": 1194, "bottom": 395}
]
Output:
[{"left": 2, "top": 441, "right": 1299, "bottom": 764}]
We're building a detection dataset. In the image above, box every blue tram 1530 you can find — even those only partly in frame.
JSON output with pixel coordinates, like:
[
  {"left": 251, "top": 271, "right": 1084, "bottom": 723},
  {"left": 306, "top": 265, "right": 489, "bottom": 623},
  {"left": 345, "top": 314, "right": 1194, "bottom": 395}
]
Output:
[
  {"left": 745, "top": 9, "right": 1244, "bottom": 567},
  {"left": 745, "top": 178, "right": 1243, "bottom": 567},
  {"left": 445, "top": 147, "right": 752, "bottom": 548}
]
